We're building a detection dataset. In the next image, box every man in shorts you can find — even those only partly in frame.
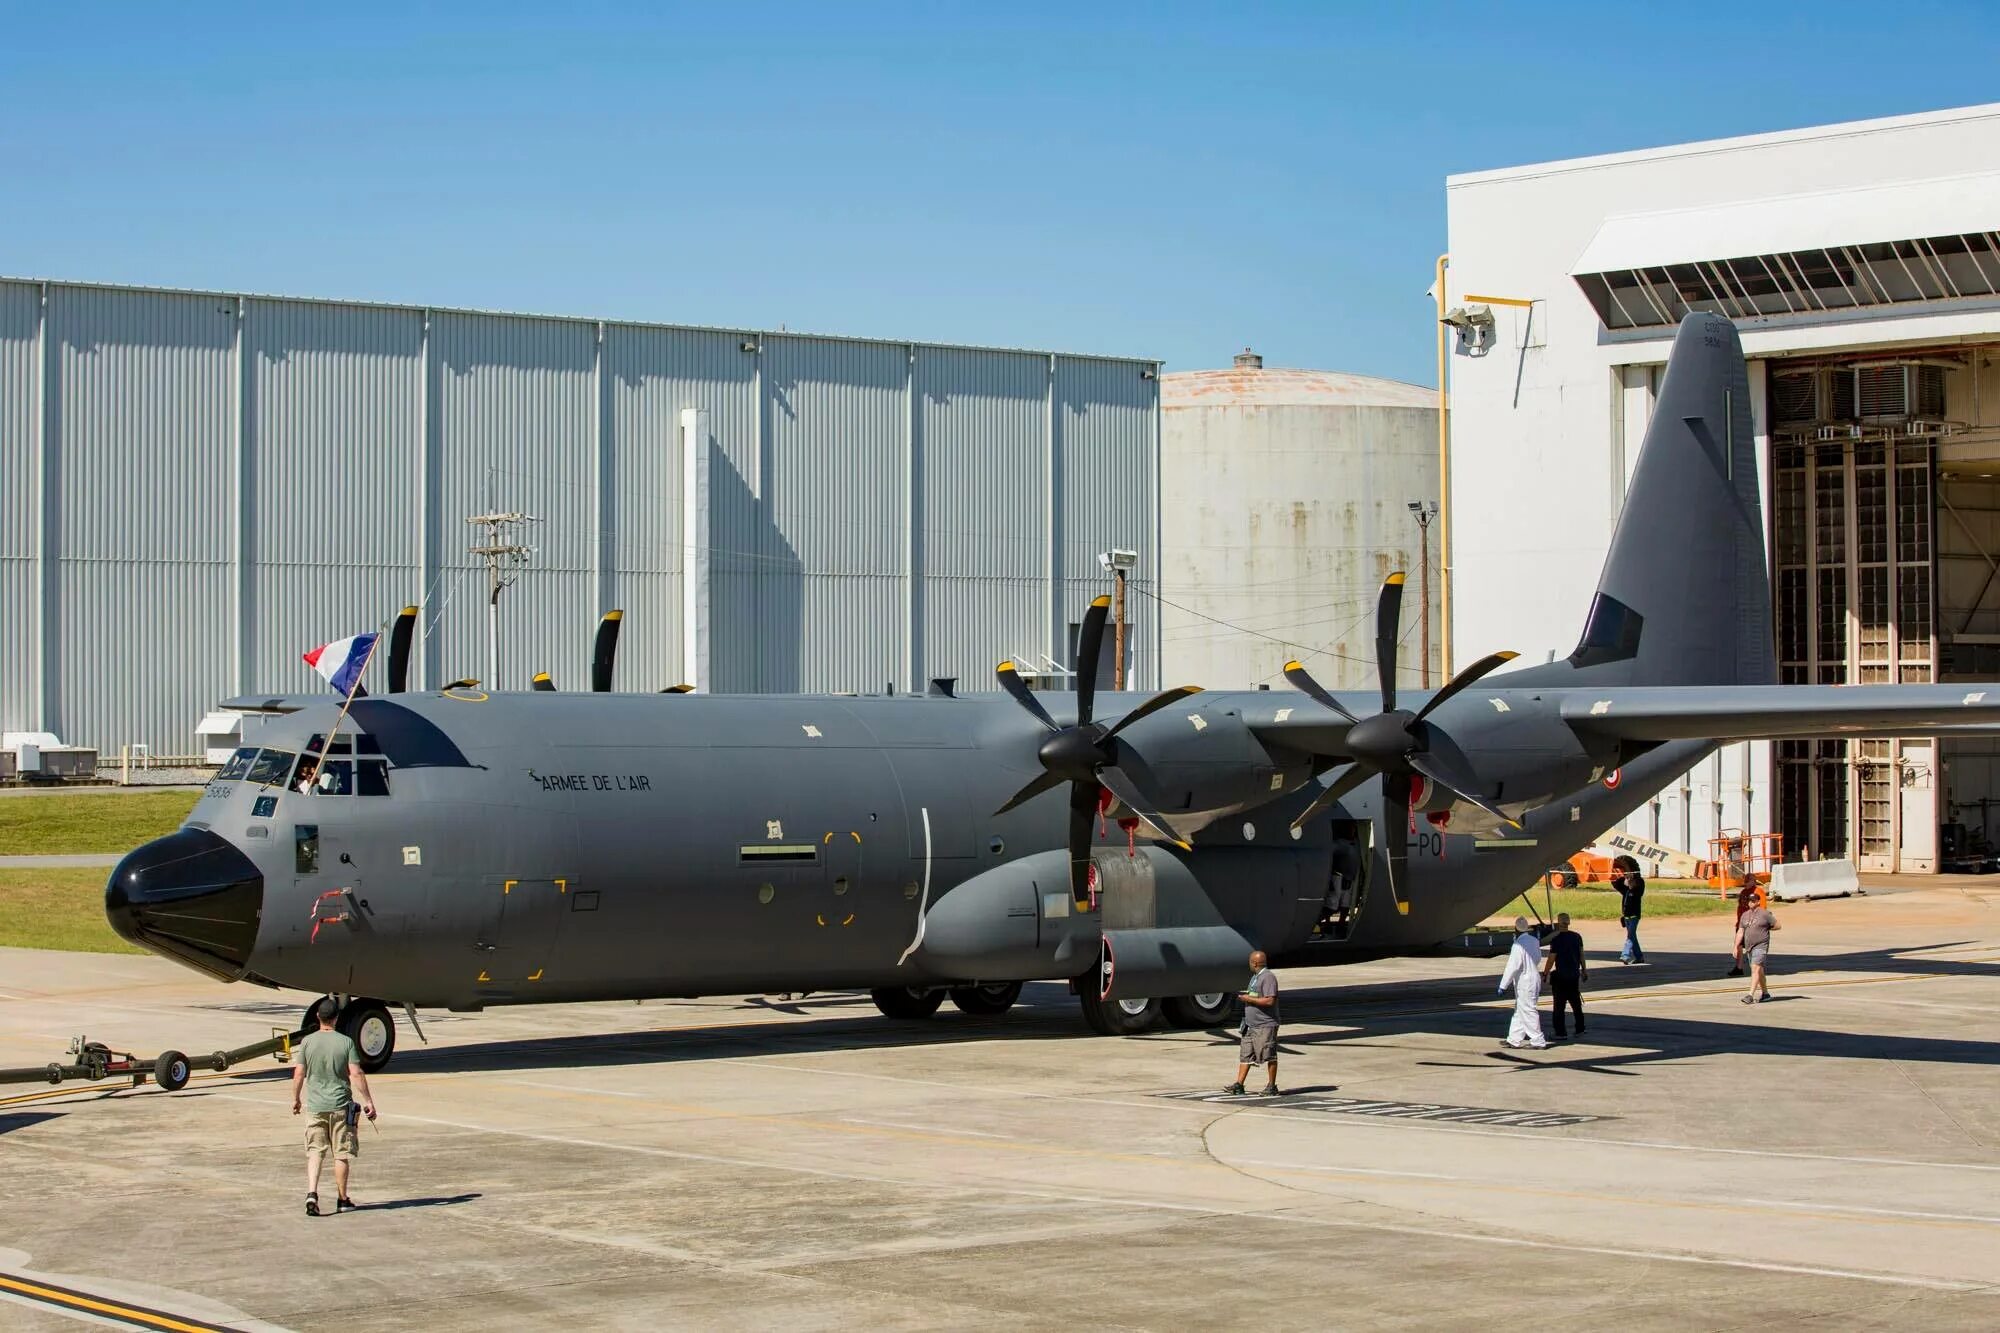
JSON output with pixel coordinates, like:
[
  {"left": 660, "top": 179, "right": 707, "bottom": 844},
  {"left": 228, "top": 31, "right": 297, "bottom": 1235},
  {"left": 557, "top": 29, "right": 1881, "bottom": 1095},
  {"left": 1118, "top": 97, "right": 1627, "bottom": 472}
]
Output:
[
  {"left": 1734, "top": 900, "right": 1782, "bottom": 1004},
  {"left": 1224, "top": 950, "right": 1281, "bottom": 1096},
  {"left": 291, "top": 998, "right": 378, "bottom": 1215}
]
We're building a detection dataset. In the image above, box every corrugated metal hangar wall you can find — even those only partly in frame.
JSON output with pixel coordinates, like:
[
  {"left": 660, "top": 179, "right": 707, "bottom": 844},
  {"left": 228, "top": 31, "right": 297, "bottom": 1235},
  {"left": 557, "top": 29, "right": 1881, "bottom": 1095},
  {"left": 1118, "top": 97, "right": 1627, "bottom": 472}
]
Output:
[{"left": 0, "top": 278, "right": 1160, "bottom": 755}]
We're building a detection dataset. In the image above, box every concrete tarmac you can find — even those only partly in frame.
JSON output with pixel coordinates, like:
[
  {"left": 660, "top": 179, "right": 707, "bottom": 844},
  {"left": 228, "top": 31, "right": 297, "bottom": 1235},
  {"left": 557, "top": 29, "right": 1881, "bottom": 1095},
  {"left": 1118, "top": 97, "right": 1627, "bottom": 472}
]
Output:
[{"left": 2, "top": 882, "right": 1997, "bottom": 1330}]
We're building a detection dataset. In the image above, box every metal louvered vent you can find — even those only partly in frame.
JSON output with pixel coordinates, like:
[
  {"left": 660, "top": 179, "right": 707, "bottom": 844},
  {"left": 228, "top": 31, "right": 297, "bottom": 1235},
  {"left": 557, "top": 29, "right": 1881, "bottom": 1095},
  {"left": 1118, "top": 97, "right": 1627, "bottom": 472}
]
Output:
[{"left": 1771, "top": 370, "right": 1822, "bottom": 426}]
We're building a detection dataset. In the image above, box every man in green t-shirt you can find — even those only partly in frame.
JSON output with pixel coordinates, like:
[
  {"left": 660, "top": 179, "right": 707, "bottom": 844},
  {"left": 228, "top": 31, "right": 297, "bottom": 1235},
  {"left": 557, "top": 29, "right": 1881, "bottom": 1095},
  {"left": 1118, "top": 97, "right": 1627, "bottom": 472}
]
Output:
[{"left": 291, "top": 998, "right": 378, "bottom": 1215}]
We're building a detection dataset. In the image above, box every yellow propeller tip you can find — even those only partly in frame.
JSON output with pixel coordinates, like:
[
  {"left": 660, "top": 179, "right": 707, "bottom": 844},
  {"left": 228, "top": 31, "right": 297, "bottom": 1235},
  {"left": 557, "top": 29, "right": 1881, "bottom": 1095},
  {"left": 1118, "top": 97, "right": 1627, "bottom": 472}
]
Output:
[
  {"left": 1386, "top": 572, "right": 1407, "bottom": 586},
  {"left": 603, "top": 609, "right": 624, "bottom": 621},
  {"left": 1497, "top": 650, "right": 1519, "bottom": 661},
  {"left": 532, "top": 672, "right": 551, "bottom": 681},
  {"left": 398, "top": 605, "right": 419, "bottom": 616},
  {"left": 1283, "top": 660, "right": 1304, "bottom": 673},
  {"left": 1173, "top": 839, "right": 1192, "bottom": 851},
  {"left": 998, "top": 660, "right": 1016, "bottom": 672},
  {"left": 1090, "top": 595, "right": 1112, "bottom": 609}
]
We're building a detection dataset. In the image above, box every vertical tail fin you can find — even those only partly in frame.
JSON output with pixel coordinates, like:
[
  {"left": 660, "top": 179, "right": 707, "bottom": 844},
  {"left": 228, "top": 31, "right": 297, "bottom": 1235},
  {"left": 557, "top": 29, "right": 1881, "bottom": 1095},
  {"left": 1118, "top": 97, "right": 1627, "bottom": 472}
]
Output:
[{"left": 1529, "top": 313, "right": 1771, "bottom": 689}]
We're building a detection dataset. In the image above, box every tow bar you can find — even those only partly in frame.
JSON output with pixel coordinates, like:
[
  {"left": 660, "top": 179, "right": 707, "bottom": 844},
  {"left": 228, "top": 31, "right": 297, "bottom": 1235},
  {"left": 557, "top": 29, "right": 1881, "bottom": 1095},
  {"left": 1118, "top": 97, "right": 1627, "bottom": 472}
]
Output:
[{"left": 0, "top": 1027, "right": 304, "bottom": 1098}]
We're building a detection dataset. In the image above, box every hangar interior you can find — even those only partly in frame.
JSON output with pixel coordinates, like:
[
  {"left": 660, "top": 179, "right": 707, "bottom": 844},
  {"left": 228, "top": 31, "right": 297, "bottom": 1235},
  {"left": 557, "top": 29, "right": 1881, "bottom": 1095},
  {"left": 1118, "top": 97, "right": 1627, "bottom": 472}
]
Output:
[{"left": 1583, "top": 243, "right": 2000, "bottom": 869}]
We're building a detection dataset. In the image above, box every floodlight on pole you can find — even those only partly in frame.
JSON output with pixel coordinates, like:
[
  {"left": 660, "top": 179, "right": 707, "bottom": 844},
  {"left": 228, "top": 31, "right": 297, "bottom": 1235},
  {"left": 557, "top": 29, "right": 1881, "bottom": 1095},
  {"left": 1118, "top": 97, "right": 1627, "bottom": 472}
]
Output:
[
  {"left": 1407, "top": 502, "right": 1437, "bottom": 688},
  {"left": 1098, "top": 549, "right": 1139, "bottom": 690}
]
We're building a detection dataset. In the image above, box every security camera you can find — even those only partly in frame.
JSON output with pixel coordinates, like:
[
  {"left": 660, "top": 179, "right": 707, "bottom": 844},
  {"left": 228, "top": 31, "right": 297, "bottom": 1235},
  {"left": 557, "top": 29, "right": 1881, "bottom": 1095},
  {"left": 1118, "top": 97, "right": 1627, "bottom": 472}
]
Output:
[{"left": 1441, "top": 305, "right": 1497, "bottom": 354}]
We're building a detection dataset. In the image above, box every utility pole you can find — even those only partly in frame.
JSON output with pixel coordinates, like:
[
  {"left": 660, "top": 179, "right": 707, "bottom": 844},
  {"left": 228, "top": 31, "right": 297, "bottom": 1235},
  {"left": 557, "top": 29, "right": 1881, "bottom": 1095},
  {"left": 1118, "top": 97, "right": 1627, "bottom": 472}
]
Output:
[
  {"left": 1406, "top": 501, "right": 1437, "bottom": 688},
  {"left": 1098, "top": 548, "right": 1138, "bottom": 689},
  {"left": 466, "top": 511, "right": 539, "bottom": 688}
]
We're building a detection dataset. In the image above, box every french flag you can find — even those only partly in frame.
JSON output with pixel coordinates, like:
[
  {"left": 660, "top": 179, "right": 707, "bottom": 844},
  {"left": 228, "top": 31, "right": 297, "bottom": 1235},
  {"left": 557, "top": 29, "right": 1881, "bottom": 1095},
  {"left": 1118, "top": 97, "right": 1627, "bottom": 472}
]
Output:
[{"left": 301, "top": 633, "right": 378, "bottom": 696}]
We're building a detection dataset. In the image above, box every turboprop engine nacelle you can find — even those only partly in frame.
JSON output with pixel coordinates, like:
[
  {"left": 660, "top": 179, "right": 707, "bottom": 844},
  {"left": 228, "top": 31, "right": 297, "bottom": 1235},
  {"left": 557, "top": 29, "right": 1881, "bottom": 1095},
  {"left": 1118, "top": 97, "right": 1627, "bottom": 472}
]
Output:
[
  {"left": 1114, "top": 705, "right": 1316, "bottom": 834},
  {"left": 1407, "top": 693, "right": 1620, "bottom": 834}
]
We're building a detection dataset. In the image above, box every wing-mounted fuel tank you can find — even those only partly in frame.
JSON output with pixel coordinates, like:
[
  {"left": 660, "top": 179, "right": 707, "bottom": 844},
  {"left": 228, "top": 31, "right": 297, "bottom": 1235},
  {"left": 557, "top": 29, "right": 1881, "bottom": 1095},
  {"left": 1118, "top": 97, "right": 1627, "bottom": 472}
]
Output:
[{"left": 909, "top": 839, "right": 1326, "bottom": 997}]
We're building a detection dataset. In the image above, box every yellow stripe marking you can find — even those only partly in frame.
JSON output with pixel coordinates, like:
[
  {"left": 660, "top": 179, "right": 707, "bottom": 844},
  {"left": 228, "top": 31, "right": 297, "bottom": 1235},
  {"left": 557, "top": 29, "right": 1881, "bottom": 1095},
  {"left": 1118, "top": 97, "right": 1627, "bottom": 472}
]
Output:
[{"left": 0, "top": 1272, "right": 228, "bottom": 1331}]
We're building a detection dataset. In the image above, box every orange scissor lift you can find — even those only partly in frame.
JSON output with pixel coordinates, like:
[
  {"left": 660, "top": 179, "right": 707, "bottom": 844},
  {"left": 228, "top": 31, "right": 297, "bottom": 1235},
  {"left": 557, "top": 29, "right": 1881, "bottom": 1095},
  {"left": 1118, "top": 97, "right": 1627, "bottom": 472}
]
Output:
[{"left": 1697, "top": 828, "right": 1783, "bottom": 905}]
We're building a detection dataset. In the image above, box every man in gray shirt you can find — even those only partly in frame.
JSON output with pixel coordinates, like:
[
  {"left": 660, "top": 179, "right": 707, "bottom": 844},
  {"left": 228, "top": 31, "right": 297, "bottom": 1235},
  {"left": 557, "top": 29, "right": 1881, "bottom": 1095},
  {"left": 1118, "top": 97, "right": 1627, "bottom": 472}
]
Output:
[{"left": 1224, "top": 950, "right": 1281, "bottom": 1096}]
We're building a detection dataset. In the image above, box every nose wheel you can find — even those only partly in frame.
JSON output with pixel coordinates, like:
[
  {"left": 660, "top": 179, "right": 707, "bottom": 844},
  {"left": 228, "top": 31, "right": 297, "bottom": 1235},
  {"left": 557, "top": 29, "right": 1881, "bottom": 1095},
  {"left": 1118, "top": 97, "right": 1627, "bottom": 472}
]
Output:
[{"left": 305, "top": 997, "right": 398, "bottom": 1073}]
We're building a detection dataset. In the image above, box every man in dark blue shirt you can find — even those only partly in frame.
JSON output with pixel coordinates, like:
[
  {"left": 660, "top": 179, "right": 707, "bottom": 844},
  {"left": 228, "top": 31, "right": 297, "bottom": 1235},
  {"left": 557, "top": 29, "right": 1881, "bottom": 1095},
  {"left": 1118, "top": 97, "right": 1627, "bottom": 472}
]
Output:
[{"left": 1542, "top": 912, "right": 1587, "bottom": 1040}]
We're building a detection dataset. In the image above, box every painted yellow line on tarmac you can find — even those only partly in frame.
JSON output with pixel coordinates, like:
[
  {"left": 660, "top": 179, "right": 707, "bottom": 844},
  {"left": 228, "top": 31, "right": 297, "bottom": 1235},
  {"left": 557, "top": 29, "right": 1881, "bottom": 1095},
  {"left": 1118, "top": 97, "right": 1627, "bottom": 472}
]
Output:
[{"left": 0, "top": 1271, "right": 239, "bottom": 1332}]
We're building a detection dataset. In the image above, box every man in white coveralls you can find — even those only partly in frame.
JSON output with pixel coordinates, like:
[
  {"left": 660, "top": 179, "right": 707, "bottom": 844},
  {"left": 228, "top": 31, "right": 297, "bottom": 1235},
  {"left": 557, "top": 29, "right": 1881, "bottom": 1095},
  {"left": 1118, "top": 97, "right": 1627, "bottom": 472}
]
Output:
[{"left": 1497, "top": 916, "right": 1547, "bottom": 1050}]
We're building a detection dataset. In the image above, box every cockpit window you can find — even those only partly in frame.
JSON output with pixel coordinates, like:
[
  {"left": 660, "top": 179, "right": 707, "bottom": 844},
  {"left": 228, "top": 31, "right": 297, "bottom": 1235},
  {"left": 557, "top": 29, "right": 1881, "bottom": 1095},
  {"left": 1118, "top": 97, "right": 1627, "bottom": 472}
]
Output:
[
  {"left": 217, "top": 748, "right": 257, "bottom": 781},
  {"left": 246, "top": 749, "right": 296, "bottom": 787},
  {"left": 291, "top": 731, "right": 391, "bottom": 797}
]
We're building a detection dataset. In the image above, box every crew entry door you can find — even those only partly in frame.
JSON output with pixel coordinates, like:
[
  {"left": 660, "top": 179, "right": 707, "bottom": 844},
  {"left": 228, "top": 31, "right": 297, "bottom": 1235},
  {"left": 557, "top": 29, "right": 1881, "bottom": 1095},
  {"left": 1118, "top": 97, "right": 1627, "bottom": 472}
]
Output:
[{"left": 478, "top": 877, "right": 568, "bottom": 988}]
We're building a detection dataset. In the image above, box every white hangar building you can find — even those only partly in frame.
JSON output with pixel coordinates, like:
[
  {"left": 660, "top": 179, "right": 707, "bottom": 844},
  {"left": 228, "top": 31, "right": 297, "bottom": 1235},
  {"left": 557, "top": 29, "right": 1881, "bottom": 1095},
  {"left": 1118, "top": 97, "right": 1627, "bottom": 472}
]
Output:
[{"left": 1446, "top": 102, "right": 2000, "bottom": 873}]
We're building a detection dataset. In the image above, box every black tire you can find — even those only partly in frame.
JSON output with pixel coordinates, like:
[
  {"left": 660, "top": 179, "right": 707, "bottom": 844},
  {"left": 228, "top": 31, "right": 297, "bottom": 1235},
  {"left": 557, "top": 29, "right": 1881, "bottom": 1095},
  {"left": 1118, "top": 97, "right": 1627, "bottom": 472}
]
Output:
[
  {"left": 301, "top": 997, "right": 330, "bottom": 1036},
  {"left": 154, "top": 1049, "right": 191, "bottom": 1092},
  {"left": 1163, "top": 992, "right": 1238, "bottom": 1029},
  {"left": 870, "top": 986, "right": 946, "bottom": 1020},
  {"left": 949, "top": 982, "right": 1023, "bottom": 1016},
  {"left": 1558, "top": 870, "right": 1579, "bottom": 889},
  {"left": 1078, "top": 991, "right": 1162, "bottom": 1035},
  {"left": 336, "top": 999, "right": 396, "bottom": 1073}
]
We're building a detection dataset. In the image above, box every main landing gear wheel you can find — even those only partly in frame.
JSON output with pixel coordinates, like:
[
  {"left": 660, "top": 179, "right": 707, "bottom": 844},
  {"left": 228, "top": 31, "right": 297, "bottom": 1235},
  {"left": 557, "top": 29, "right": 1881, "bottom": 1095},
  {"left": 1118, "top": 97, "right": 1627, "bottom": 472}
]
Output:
[
  {"left": 1078, "top": 990, "right": 1162, "bottom": 1036},
  {"left": 870, "top": 986, "right": 946, "bottom": 1020},
  {"left": 1163, "top": 993, "right": 1238, "bottom": 1029},
  {"left": 948, "top": 982, "right": 1023, "bottom": 1016},
  {"left": 336, "top": 999, "right": 396, "bottom": 1073}
]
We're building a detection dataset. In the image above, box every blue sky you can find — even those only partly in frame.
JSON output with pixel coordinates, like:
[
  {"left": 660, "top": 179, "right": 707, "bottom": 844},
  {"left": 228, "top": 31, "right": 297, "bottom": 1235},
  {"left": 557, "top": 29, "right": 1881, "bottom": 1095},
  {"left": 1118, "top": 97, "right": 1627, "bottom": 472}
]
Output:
[{"left": 4, "top": 3, "right": 1998, "bottom": 385}]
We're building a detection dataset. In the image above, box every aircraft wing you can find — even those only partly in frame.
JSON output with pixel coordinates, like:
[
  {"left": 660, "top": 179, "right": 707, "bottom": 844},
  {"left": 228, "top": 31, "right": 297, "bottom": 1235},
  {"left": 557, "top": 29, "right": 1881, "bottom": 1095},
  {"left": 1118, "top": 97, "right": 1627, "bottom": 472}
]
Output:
[{"left": 1560, "top": 684, "right": 2000, "bottom": 742}]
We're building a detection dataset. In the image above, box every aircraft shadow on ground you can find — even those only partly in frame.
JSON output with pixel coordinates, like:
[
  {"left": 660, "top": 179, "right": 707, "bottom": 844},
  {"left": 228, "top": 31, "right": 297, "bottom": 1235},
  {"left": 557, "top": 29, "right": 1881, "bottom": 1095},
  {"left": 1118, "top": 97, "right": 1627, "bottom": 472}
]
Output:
[
  {"left": 0, "top": 1113, "right": 63, "bottom": 1136},
  {"left": 370, "top": 943, "right": 2000, "bottom": 1078}
]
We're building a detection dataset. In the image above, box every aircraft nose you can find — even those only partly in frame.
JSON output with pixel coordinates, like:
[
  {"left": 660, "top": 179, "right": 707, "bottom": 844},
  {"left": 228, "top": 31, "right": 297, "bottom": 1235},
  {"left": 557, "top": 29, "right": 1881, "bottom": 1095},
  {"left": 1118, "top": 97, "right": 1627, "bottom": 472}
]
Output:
[{"left": 106, "top": 828, "right": 264, "bottom": 981}]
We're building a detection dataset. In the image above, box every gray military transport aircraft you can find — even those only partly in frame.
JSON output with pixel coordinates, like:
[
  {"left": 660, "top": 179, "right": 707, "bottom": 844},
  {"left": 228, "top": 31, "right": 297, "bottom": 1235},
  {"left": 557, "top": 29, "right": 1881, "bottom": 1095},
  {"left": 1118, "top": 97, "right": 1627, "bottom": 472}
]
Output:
[{"left": 107, "top": 314, "right": 2000, "bottom": 1071}]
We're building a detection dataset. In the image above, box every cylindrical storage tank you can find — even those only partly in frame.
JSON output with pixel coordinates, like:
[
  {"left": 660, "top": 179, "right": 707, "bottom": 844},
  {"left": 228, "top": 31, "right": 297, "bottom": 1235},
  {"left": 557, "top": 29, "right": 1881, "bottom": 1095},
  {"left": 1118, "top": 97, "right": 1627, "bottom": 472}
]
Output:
[{"left": 1160, "top": 354, "right": 1440, "bottom": 692}]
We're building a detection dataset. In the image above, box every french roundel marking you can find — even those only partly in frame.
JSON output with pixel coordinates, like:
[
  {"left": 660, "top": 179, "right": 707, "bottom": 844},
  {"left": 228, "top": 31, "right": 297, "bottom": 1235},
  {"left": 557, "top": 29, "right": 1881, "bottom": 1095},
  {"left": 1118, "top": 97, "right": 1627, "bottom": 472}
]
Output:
[{"left": 1604, "top": 769, "right": 1622, "bottom": 790}]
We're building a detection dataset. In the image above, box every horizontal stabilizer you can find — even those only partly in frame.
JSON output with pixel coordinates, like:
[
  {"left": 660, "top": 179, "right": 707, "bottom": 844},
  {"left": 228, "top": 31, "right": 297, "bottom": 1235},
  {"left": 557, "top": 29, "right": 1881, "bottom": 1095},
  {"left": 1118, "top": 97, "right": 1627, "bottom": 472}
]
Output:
[{"left": 1562, "top": 684, "right": 2000, "bottom": 742}]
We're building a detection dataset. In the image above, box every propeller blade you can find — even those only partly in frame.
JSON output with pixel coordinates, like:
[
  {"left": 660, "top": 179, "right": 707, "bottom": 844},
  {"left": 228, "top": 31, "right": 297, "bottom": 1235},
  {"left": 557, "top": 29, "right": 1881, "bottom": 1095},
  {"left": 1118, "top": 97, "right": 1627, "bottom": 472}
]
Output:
[
  {"left": 531, "top": 672, "right": 556, "bottom": 692},
  {"left": 1282, "top": 660, "right": 1360, "bottom": 726},
  {"left": 1074, "top": 595, "right": 1112, "bottom": 728},
  {"left": 993, "top": 769, "right": 1066, "bottom": 816},
  {"left": 592, "top": 609, "right": 623, "bottom": 692},
  {"left": 1407, "top": 751, "right": 1516, "bottom": 828},
  {"left": 387, "top": 606, "right": 417, "bottom": 693},
  {"left": 1097, "top": 767, "right": 1190, "bottom": 849},
  {"left": 1376, "top": 573, "right": 1405, "bottom": 715},
  {"left": 1067, "top": 782, "right": 1098, "bottom": 908},
  {"left": 1384, "top": 771, "right": 1412, "bottom": 912},
  {"left": 1104, "top": 684, "right": 1202, "bottom": 739},
  {"left": 659, "top": 684, "right": 694, "bottom": 693},
  {"left": 443, "top": 677, "right": 480, "bottom": 690},
  {"left": 1288, "top": 762, "right": 1374, "bottom": 831},
  {"left": 1414, "top": 649, "right": 1519, "bottom": 723},
  {"left": 996, "top": 661, "right": 1060, "bottom": 733}
]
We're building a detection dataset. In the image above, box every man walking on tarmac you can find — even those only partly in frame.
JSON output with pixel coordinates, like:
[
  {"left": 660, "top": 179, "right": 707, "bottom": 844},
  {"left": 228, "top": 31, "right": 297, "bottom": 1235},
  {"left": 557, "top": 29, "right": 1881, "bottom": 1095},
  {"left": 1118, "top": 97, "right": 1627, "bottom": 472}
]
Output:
[
  {"left": 1223, "top": 950, "right": 1282, "bottom": 1095},
  {"left": 1541, "top": 912, "right": 1587, "bottom": 1040},
  {"left": 1498, "top": 917, "right": 1548, "bottom": 1049},
  {"left": 292, "top": 998, "right": 378, "bottom": 1215}
]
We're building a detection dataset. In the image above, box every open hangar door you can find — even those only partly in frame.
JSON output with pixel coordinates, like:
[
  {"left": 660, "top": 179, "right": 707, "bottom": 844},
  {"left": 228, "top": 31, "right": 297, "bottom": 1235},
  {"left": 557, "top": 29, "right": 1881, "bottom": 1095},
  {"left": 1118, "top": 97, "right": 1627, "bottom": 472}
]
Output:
[
  {"left": 1768, "top": 344, "right": 2000, "bottom": 872},
  {"left": 1933, "top": 344, "right": 2000, "bottom": 868}
]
